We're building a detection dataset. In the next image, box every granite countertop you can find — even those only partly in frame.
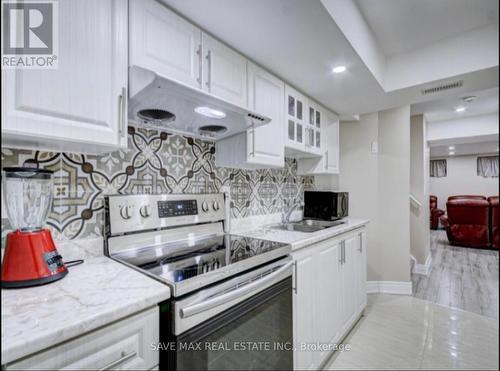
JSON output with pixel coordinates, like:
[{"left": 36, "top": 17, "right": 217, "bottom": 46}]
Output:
[
  {"left": 1, "top": 256, "right": 170, "bottom": 365},
  {"left": 234, "top": 217, "right": 369, "bottom": 250}
]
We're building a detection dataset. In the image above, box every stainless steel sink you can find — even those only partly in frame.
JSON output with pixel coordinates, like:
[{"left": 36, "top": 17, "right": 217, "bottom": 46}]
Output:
[
  {"left": 269, "top": 219, "right": 346, "bottom": 233},
  {"left": 295, "top": 219, "right": 346, "bottom": 228},
  {"left": 270, "top": 223, "right": 324, "bottom": 233}
]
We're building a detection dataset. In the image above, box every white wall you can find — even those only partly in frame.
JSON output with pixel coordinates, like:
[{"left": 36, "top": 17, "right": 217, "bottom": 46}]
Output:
[
  {"left": 386, "top": 24, "right": 499, "bottom": 91},
  {"left": 338, "top": 113, "right": 381, "bottom": 281},
  {"left": 430, "top": 155, "right": 499, "bottom": 210},
  {"left": 377, "top": 106, "right": 411, "bottom": 283},
  {"left": 339, "top": 106, "right": 411, "bottom": 284},
  {"left": 410, "top": 115, "right": 430, "bottom": 265},
  {"left": 427, "top": 113, "right": 499, "bottom": 143}
]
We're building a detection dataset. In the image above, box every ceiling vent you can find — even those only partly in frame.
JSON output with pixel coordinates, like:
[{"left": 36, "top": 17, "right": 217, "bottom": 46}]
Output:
[{"left": 421, "top": 80, "right": 464, "bottom": 95}]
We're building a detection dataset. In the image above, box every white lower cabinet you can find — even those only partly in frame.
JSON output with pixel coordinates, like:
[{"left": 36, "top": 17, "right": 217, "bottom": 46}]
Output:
[
  {"left": 4, "top": 307, "right": 159, "bottom": 370},
  {"left": 292, "top": 227, "right": 366, "bottom": 370}
]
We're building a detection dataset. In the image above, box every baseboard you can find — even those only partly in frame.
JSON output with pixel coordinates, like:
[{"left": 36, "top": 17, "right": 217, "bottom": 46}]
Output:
[
  {"left": 412, "top": 253, "right": 432, "bottom": 276},
  {"left": 366, "top": 281, "right": 413, "bottom": 295}
]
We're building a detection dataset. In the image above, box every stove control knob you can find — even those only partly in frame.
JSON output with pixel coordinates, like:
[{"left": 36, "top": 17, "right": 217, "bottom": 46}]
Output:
[
  {"left": 212, "top": 201, "right": 220, "bottom": 211},
  {"left": 202, "top": 201, "right": 209, "bottom": 212},
  {"left": 140, "top": 204, "right": 151, "bottom": 218},
  {"left": 120, "top": 205, "right": 133, "bottom": 220}
]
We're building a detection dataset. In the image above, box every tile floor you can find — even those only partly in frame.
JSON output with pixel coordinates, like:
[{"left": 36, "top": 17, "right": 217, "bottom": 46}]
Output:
[
  {"left": 412, "top": 230, "right": 499, "bottom": 319},
  {"left": 324, "top": 294, "right": 499, "bottom": 370}
]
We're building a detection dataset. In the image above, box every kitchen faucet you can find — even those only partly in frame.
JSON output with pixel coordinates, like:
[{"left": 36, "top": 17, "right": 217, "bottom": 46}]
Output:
[{"left": 282, "top": 201, "right": 304, "bottom": 224}]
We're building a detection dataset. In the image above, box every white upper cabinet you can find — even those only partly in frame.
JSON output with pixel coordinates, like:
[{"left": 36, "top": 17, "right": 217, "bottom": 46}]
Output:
[
  {"left": 306, "top": 100, "right": 323, "bottom": 157},
  {"left": 324, "top": 111, "right": 340, "bottom": 173},
  {"left": 215, "top": 62, "right": 284, "bottom": 168},
  {"left": 129, "top": 0, "right": 202, "bottom": 89},
  {"left": 285, "top": 85, "right": 307, "bottom": 153},
  {"left": 297, "top": 109, "right": 340, "bottom": 175},
  {"left": 201, "top": 33, "right": 247, "bottom": 107},
  {"left": 1, "top": 0, "right": 128, "bottom": 154},
  {"left": 129, "top": 1, "right": 247, "bottom": 108}
]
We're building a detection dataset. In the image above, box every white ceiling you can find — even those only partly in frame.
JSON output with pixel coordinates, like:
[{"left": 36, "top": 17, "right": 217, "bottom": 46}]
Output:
[
  {"left": 430, "top": 140, "right": 499, "bottom": 158},
  {"left": 412, "top": 87, "right": 499, "bottom": 122},
  {"left": 161, "top": 0, "right": 498, "bottom": 117},
  {"left": 355, "top": 0, "right": 499, "bottom": 57}
]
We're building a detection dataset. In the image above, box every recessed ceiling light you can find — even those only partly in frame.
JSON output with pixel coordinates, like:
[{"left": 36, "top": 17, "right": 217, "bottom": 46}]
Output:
[
  {"left": 332, "top": 65, "right": 346, "bottom": 74},
  {"left": 194, "top": 106, "right": 226, "bottom": 119},
  {"left": 449, "top": 151, "right": 455, "bottom": 155},
  {"left": 455, "top": 107, "right": 466, "bottom": 113},
  {"left": 448, "top": 146, "right": 455, "bottom": 150}
]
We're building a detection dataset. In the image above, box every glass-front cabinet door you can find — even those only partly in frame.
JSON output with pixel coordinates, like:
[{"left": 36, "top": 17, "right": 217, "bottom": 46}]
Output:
[
  {"left": 307, "top": 100, "right": 323, "bottom": 156},
  {"left": 285, "top": 85, "right": 307, "bottom": 152}
]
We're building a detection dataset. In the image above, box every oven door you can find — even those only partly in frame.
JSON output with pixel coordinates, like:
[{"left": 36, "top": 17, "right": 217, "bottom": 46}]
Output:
[{"left": 163, "top": 258, "right": 293, "bottom": 370}]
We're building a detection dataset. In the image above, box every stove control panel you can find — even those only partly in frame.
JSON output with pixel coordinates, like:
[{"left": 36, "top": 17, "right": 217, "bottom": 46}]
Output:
[
  {"left": 158, "top": 200, "right": 198, "bottom": 218},
  {"left": 105, "top": 193, "right": 227, "bottom": 235}
]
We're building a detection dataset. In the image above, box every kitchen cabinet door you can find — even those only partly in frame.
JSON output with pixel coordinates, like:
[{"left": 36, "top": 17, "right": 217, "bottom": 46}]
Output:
[
  {"left": 1, "top": 0, "right": 128, "bottom": 154},
  {"left": 201, "top": 33, "right": 247, "bottom": 108},
  {"left": 316, "top": 241, "right": 341, "bottom": 364},
  {"left": 306, "top": 101, "right": 323, "bottom": 157},
  {"left": 356, "top": 231, "right": 367, "bottom": 312},
  {"left": 129, "top": 0, "right": 202, "bottom": 90},
  {"left": 285, "top": 85, "right": 307, "bottom": 153},
  {"left": 292, "top": 249, "right": 317, "bottom": 370},
  {"left": 324, "top": 115, "right": 340, "bottom": 173},
  {"left": 296, "top": 109, "right": 339, "bottom": 175},
  {"left": 215, "top": 62, "right": 284, "bottom": 168},
  {"left": 340, "top": 236, "right": 358, "bottom": 328}
]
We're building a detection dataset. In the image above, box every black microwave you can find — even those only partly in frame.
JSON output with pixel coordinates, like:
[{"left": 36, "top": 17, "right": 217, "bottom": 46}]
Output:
[{"left": 303, "top": 191, "right": 349, "bottom": 221}]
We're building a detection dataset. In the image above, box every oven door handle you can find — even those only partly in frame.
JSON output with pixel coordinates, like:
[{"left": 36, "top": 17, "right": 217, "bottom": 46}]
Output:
[{"left": 180, "top": 261, "right": 293, "bottom": 319}]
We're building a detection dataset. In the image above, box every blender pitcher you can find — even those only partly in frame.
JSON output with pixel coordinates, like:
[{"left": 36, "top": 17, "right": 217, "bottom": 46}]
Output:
[{"left": 1, "top": 167, "right": 67, "bottom": 288}]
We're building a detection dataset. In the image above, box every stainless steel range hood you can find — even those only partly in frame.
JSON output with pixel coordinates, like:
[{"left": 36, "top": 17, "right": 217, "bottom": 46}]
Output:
[{"left": 128, "top": 66, "right": 270, "bottom": 140}]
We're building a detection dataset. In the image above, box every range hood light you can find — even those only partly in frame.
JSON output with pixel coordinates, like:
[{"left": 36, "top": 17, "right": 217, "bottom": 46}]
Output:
[{"left": 194, "top": 106, "right": 227, "bottom": 119}]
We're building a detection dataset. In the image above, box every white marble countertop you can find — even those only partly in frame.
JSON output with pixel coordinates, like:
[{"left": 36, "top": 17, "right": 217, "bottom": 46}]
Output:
[
  {"left": 1, "top": 256, "right": 170, "bottom": 365},
  {"left": 234, "top": 217, "right": 369, "bottom": 250}
]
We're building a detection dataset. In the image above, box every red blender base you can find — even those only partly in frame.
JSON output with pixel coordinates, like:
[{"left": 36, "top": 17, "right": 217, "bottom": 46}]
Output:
[{"left": 1, "top": 229, "right": 68, "bottom": 288}]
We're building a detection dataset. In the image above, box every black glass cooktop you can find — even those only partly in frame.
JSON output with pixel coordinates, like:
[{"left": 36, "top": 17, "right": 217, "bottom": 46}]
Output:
[{"left": 113, "top": 234, "right": 290, "bottom": 296}]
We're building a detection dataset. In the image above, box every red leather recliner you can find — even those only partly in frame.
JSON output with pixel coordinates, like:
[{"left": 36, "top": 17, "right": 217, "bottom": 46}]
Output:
[
  {"left": 489, "top": 196, "right": 499, "bottom": 250},
  {"left": 447, "top": 195, "right": 487, "bottom": 201},
  {"left": 430, "top": 195, "right": 445, "bottom": 230},
  {"left": 440, "top": 198, "right": 490, "bottom": 248}
]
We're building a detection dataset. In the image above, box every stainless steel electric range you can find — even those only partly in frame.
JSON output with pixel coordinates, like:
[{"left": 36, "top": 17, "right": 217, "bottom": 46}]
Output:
[{"left": 104, "top": 193, "right": 294, "bottom": 370}]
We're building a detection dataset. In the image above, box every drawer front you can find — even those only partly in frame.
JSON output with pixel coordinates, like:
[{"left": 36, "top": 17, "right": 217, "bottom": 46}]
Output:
[{"left": 6, "top": 307, "right": 159, "bottom": 370}]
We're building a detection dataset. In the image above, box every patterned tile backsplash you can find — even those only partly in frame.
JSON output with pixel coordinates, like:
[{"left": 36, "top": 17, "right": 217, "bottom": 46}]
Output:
[{"left": 1, "top": 126, "right": 314, "bottom": 240}]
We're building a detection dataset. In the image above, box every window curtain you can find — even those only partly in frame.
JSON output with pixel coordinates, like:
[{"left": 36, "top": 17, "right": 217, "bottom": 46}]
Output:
[
  {"left": 430, "top": 159, "right": 447, "bottom": 178},
  {"left": 477, "top": 156, "right": 499, "bottom": 178}
]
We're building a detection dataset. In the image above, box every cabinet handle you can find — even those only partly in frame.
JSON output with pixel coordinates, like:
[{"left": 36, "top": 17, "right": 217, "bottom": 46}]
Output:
[
  {"left": 338, "top": 243, "right": 343, "bottom": 264},
  {"left": 118, "top": 87, "right": 127, "bottom": 141},
  {"left": 206, "top": 50, "right": 212, "bottom": 90},
  {"left": 99, "top": 350, "right": 137, "bottom": 370},
  {"left": 196, "top": 44, "right": 202, "bottom": 87},
  {"left": 121, "top": 87, "right": 127, "bottom": 139},
  {"left": 359, "top": 232, "right": 363, "bottom": 252},
  {"left": 249, "top": 123, "right": 255, "bottom": 157},
  {"left": 293, "top": 261, "right": 298, "bottom": 294},
  {"left": 342, "top": 241, "right": 346, "bottom": 264},
  {"left": 325, "top": 150, "right": 329, "bottom": 169}
]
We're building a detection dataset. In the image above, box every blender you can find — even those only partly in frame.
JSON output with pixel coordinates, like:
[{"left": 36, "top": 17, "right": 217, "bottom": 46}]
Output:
[{"left": 1, "top": 167, "right": 67, "bottom": 288}]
